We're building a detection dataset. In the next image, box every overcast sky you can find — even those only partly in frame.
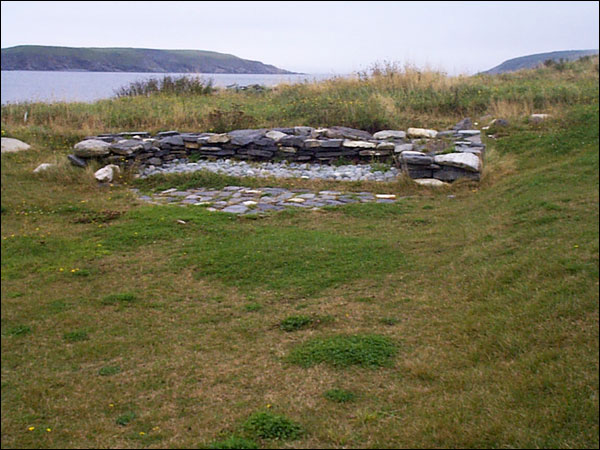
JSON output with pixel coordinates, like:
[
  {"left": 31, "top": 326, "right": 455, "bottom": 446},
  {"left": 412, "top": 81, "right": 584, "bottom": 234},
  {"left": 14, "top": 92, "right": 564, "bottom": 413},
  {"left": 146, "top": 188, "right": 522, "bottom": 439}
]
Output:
[{"left": 1, "top": 1, "right": 598, "bottom": 74}]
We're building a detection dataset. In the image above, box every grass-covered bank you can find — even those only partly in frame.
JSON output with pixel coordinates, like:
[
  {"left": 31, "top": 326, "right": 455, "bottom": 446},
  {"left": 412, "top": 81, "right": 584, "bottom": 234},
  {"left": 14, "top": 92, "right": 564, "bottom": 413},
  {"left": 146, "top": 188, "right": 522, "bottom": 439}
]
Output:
[{"left": 1, "top": 60, "right": 598, "bottom": 448}]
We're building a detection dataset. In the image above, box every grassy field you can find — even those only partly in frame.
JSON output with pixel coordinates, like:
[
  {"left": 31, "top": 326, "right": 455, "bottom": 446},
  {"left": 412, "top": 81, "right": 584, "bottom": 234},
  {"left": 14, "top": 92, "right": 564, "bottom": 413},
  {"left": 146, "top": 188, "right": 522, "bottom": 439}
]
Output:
[{"left": 1, "top": 59, "right": 598, "bottom": 448}]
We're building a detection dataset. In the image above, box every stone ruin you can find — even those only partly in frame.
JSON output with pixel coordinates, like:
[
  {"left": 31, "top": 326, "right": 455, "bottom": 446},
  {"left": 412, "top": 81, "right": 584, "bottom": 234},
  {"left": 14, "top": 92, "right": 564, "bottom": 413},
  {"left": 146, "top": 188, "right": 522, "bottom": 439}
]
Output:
[{"left": 70, "top": 118, "right": 484, "bottom": 183}]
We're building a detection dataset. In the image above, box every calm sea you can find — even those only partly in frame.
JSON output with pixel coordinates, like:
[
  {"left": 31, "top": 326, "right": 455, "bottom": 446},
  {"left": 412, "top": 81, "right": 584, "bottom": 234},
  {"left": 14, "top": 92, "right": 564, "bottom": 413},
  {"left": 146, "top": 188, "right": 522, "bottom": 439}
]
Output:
[{"left": 0, "top": 71, "right": 344, "bottom": 104}]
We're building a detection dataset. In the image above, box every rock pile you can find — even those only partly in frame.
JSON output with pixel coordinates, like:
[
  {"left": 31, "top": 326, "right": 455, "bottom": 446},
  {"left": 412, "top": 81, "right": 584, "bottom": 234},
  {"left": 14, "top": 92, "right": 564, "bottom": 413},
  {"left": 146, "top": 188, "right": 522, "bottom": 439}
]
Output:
[
  {"left": 135, "top": 186, "right": 404, "bottom": 215},
  {"left": 72, "top": 119, "right": 485, "bottom": 182}
]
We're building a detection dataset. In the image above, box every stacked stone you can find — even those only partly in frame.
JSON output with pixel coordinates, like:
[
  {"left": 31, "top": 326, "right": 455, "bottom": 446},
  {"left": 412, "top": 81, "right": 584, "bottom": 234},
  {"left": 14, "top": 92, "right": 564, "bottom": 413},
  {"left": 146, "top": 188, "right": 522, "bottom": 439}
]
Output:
[
  {"left": 72, "top": 119, "right": 485, "bottom": 182},
  {"left": 397, "top": 118, "right": 484, "bottom": 182}
]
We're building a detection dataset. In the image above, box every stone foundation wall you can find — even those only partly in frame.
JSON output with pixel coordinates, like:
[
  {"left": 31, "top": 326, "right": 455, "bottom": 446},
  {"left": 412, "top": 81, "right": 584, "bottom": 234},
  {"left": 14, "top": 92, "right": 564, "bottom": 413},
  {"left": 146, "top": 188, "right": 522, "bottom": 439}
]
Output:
[{"left": 72, "top": 119, "right": 484, "bottom": 182}]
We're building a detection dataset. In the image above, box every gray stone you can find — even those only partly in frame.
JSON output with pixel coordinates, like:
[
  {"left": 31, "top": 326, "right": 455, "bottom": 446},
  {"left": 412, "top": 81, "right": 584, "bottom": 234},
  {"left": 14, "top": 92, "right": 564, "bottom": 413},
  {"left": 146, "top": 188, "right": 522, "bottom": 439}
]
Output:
[
  {"left": 373, "top": 130, "right": 406, "bottom": 140},
  {"left": 73, "top": 139, "right": 111, "bottom": 157},
  {"left": 252, "top": 137, "right": 276, "bottom": 147},
  {"left": 147, "top": 157, "right": 163, "bottom": 165},
  {"left": 434, "top": 153, "right": 481, "bottom": 172},
  {"left": 222, "top": 204, "right": 248, "bottom": 214},
  {"left": 464, "top": 135, "right": 482, "bottom": 145},
  {"left": 156, "top": 130, "right": 179, "bottom": 137},
  {"left": 376, "top": 142, "right": 396, "bottom": 150},
  {"left": 319, "top": 139, "right": 344, "bottom": 148},
  {"left": 400, "top": 151, "right": 433, "bottom": 165},
  {"left": 452, "top": 118, "right": 473, "bottom": 130},
  {"left": 110, "top": 139, "right": 147, "bottom": 156},
  {"left": 279, "top": 135, "right": 305, "bottom": 147},
  {"left": 435, "top": 130, "right": 457, "bottom": 138},
  {"left": 228, "top": 129, "right": 267, "bottom": 146},
  {"left": 433, "top": 166, "right": 480, "bottom": 182},
  {"left": 160, "top": 135, "right": 185, "bottom": 147},
  {"left": 457, "top": 130, "right": 481, "bottom": 136},
  {"left": 404, "top": 165, "right": 433, "bottom": 179},
  {"left": 325, "top": 126, "right": 373, "bottom": 140},
  {"left": 293, "top": 126, "right": 314, "bottom": 136},
  {"left": 247, "top": 149, "right": 274, "bottom": 158},
  {"left": 394, "top": 143, "right": 414, "bottom": 153},
  {"left": 67, "top": 154, "right": 87, "bottom": 167}
]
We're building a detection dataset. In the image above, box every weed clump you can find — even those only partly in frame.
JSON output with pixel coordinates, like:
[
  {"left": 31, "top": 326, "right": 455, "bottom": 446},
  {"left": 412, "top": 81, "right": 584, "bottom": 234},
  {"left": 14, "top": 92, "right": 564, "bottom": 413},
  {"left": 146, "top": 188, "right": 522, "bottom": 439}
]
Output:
[
  {"left": 323, "top": 388, "right": 356, "bottom": 403},
  {"left": 116, "top": 411, "right": 136, "bottom": 426},
  {"left": 242, "top": 411, "right": 303, "bottom": 441},
  {"left": 279, "top": 315, "right": 313, "bottom": 332},
  {"left": 287, "top": 334, "right": 396, "bottom": 368}
]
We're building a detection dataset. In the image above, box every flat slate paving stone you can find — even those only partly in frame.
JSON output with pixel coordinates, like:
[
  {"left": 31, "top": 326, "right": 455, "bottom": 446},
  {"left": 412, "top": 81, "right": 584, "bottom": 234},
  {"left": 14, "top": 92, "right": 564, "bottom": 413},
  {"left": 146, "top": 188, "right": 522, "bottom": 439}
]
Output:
[{"left": 137, "top": 185, "right": 401, "bottom": 215}]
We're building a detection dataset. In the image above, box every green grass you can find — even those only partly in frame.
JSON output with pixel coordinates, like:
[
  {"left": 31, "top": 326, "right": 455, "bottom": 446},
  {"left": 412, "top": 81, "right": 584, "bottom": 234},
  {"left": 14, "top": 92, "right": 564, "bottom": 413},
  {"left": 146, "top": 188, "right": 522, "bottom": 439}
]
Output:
[
  {"left": 1, "top": 61, "right": 598, "bottom": 449},
  {"left": 207, "top": 435, "right": 259, "bottom": 449},
  {"left": 286, "top": 334, "right": 398, "bottom": 368},
  {"left": 242, "top": 411, "right": 304, "bottom": 441},
  {"left": 323, "top": 388, "right": 356, "bottom": 403}
]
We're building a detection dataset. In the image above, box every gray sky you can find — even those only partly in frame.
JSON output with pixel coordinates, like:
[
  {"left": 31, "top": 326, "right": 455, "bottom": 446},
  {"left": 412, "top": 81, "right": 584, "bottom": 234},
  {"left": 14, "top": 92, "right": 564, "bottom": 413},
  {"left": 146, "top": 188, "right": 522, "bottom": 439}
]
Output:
[{"left": 1, "top": 1, "right": 598, "bottom": 74}]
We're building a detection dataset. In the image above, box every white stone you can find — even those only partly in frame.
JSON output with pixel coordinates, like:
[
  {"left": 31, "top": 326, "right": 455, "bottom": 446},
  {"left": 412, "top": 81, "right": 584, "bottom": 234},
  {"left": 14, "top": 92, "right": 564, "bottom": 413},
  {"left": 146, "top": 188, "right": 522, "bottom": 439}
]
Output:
[
  {"left": 266, "top": 130, "right": 287, "bottom": 141},
  {"left": 243, "top": 200, "right": 258, "bottom": 206},
  {"left": 407, "top": 128, "right": 438, "bottom": 139},
  {"left": 287, "top": 197, "right": 306, "bottom": 203},
  {"left": 413, "top": 178, "right": 448, "bottom": 187},
  {"left": 1, "top": 137, "right": 31, "bottom": 153},
  {"left": 342, "top": 139, "right": 376, "bottom": 149},
  {"left": 94, "top": 164, "right": 121, "bottom": 183},
  {"left": 33, "top": 163, "right": 54, "bottom": 173},
  {"left": 207, "top": 133, "right": 230, "bottom": 144},
  {"left": 73, "top": 139, "right": 111, "bottom": 157},
  {"left": 375, "top": 194, "right": 396, "bottom": 199},
  {"left": 434, "top": 153, "right": 481, "bottom": 172},
  {"left": 373, "top": 130, "right": 406, "bottom": 140},
  {"left": 530, "top": 113, "right": 550, "bottom": 120}
]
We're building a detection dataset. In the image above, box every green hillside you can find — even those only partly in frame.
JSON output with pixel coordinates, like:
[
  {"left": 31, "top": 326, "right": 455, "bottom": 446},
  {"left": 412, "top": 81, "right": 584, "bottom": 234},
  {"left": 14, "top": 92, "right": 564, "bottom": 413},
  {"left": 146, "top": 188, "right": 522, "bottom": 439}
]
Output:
[
  {"left": 0, "top": 45, "right": 295, "bottom": 74},
  {"left": 483, "top": 49, "right": 599, "bottom": 74}
]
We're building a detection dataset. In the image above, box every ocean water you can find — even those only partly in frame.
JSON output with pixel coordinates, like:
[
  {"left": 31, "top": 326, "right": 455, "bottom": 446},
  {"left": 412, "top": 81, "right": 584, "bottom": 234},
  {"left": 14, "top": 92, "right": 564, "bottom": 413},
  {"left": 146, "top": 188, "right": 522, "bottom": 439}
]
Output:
[{"left": 0, "top": 71, "right": 344, "bottom": 104}]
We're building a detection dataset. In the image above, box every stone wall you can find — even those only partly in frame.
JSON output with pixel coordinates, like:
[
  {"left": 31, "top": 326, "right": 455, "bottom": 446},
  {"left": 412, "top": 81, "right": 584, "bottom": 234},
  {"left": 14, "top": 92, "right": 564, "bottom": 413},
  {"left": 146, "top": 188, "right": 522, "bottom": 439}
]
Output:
[{"left": 72, "top": 119, "right": 484, "bottom": 182}]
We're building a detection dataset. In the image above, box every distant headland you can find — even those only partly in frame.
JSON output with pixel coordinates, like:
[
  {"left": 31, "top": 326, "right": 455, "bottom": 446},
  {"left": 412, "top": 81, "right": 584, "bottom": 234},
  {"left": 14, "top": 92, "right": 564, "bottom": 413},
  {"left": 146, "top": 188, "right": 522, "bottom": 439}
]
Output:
[{"left": 0, "top": 45, "right": 297, "bottom": 74}]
